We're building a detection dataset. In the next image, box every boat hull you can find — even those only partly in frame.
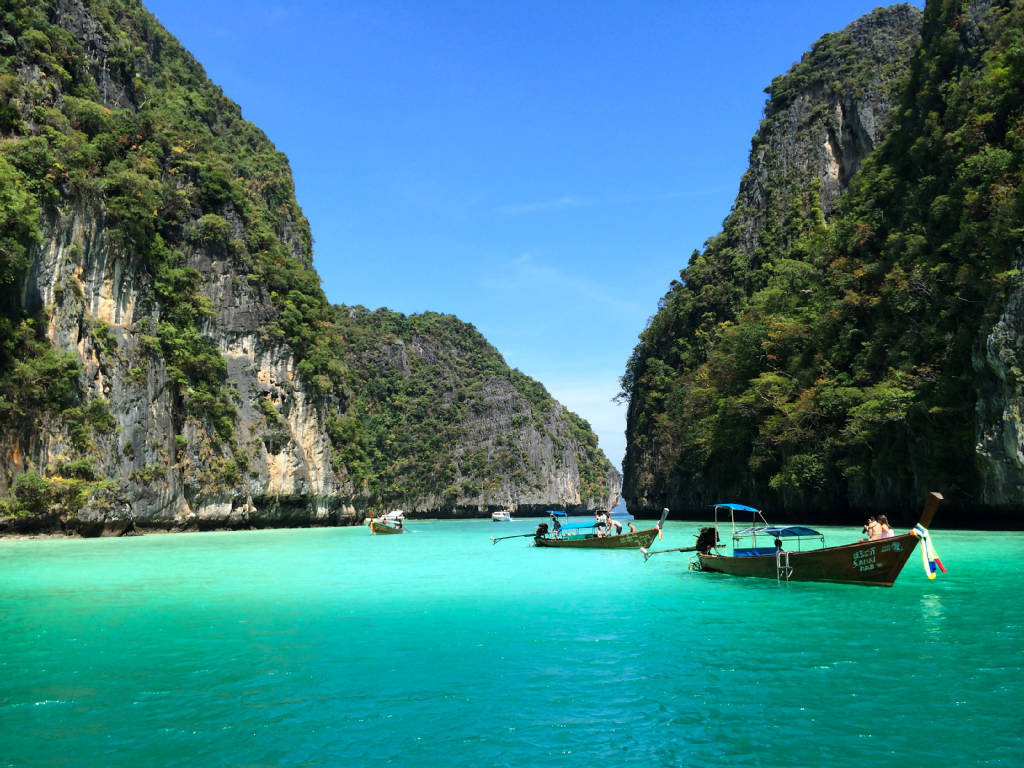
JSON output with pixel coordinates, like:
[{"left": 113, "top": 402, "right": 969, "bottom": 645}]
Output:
[
  {"left": 369, "top": 520, "right": 404, "bottom": 535},
  {"left": 696, "top": 533, "right": 920, "bottom": 587},
  {"left": 534, "top": 527, "right": 659, "bottom": 549}
]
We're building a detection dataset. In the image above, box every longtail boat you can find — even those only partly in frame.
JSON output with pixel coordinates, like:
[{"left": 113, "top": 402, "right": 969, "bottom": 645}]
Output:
[
  {"left": 688, "top": 492, "right": 943, "bottom": 587},
  {"left": 368, "top": 510, "right": 405, "bottom": 535},
  {"left": 533, "top": 508, "right": 668, "bottom": 549}
]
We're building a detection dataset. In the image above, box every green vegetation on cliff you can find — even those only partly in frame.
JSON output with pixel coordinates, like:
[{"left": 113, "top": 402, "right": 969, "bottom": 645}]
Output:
[
  {"left": 622, "top": 0, "right": 1022, "bottom": 518},
  {"left": 334, "top": 307, "right": 612, "bottom": 512},
  {"left": 0, "top": 0, "right": 617, "bottom": 520}
]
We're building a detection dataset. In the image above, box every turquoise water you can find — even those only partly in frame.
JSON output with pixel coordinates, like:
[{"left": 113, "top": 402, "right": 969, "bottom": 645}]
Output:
[{"left": 1, "top": 519, "right": 1021, "bottom": 767}]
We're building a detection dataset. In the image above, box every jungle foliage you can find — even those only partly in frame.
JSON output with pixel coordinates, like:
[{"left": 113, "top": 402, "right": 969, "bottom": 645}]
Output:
[
  {"left": 333, "top": 307, "right": 612, "bottom": 512},
  {"left": 621, "top": 0, "right": 1023, "bottom": 516}
]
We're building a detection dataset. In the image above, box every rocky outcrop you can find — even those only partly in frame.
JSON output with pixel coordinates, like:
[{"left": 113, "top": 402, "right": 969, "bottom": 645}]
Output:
[
  {"left": 622, "top": 0, "right": 1024, "bottom": 526},
  {"left": 0, "top": 0, "right": 619, "bottom": 535},
  {"left": 7, "top": 199, "right": 359, "bottom": 534},
  {"left": 975, "top": 248, "right": 1024, "bottom": 513},
  {"left": 734, "top": 5, "right": 922, "bottom": 249},
  {"left": 622, "top": 6, "right": 923, "bottom": 518}
]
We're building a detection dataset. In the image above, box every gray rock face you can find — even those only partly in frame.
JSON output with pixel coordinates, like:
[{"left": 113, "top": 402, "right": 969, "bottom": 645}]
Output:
[
  {"left": 735, "top": 5, "right": 922, "bottom": 247},
  {"left": 975, "top": 249, "right": 1024, "bottom": 508},
  {"left": 9, "top": 201, "right": 358, "bottom": 533}
]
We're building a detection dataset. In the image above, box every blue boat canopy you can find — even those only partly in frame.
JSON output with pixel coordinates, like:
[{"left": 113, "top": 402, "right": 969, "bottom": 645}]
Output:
[
  {"left": 736, "top": 525, "right": 822, "bottom": 538},
  {"left": 546, "top": 510, "right": 567, "bottom": 516},
  {"left": 715, "top": 503, "right": 760, "bottom": 513}
]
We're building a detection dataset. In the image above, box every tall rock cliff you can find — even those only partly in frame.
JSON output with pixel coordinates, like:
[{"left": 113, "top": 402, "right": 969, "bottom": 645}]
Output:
[
  {"left": 334, "top": 307, "right": 620, "bottom": 516},
  {"left": 622, "top": 0, "right": 1024, "bottom": 525},
  {"left": 0, "top": 0, "right": 619, "bottom": 534}
]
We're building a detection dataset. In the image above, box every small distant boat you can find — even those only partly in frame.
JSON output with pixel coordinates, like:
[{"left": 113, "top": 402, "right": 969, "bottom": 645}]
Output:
[
  {"left": 491, "top": 508, "right": 513, "bottom": 522},
  {"left": 533, "top": 508, "right": 668, "bottom": 549},
  {"left": 368, "top": 510, "right": 405, "bottom": 535},
  {"left": 689, "top": 492, "right": 943, "bottom": 587}
]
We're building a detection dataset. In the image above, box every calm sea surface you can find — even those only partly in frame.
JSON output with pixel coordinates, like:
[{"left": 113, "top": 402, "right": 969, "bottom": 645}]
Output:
[{"left": 1, "top": 519, "right": 1021, "bottom": 767}]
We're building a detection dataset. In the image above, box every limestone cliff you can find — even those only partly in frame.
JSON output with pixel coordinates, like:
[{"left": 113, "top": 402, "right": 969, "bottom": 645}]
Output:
[
  {"left": 334, "top": 307, "right": 620, "bottom": 516},
  {"left": 0, "top": 0, "right": 619, "bottom": 535},
  {"left": 621, "top": 0, "right": 1024, "bottom": 526},
  {"left": 622, "top": 5, "right": 923, "bottom": 519}
]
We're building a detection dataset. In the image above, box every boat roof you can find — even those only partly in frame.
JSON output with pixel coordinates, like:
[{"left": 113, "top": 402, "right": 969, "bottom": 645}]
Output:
[
  {"left": 735, "top": 525, "right": 822, "bottom": 538},
  {"left": 547, "top": 510, "right": 567, "bottom": 516},
  {"left": 715, "top": 503, "right": 760, "bottom": 512}
]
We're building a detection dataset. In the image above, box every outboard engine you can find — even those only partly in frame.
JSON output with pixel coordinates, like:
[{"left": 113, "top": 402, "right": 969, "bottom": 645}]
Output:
[
  {"left": 535, "top": 522, "right": 549, "bottom": 537},
  {"left": 695, "top": 526, "right": 719, "bottom": 554}
]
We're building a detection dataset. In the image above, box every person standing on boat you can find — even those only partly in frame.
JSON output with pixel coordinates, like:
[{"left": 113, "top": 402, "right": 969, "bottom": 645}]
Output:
[{"left": 550, "top": 514, "right": 562, "bottom": 539}]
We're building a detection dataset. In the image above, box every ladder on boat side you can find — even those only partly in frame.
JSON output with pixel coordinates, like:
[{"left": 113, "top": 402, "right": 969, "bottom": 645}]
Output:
[{"left": 776, "top": 551, "right": 792, "bottom": 581}]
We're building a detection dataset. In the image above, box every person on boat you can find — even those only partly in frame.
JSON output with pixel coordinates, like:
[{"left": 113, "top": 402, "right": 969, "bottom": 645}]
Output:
[
  {"left": 609, "top": 517, "right": 623, "bottom": 536},
  {"left": 550, "top": 514, "right": 562, "bottom": 539},
  {"left": 627, "top": 522, "right": 637, "bottom": 533},
  {"left": 878, "top": 515, "right": 893, "bottom": 538},
  {"left": 860, "top": 517, "right": 881, "bottom": 541},
  {"left": 774, "top": 537, "right": 783, "bottom": 553}
]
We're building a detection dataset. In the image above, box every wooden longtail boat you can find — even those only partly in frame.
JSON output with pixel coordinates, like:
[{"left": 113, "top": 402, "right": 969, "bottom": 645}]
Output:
[
  {"left": 693, "top": 492, "right": 942, "bottom": 587},
  {"left": 369, "top": 520, "right": 404, "bottom": 534},
  {"left": 533, "top": 509, "right": 668, "bottom": 549},
  {"left": 368, "top": 510, "right": 405, "bottom": 535}
]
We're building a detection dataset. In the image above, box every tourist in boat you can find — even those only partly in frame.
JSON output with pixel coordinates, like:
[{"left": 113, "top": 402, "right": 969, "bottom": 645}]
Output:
[
  {"left": 878, "top": 515, "right": 893, "bottom": 538},
  {"left": 774, "top": 537, "right": 783, "bottom": 553},
  {"left": 550, "top": 514, "right": 562, "bottom": 538},
  {"left": 861, "top": 517, "right": 881, "bottom": 541}
]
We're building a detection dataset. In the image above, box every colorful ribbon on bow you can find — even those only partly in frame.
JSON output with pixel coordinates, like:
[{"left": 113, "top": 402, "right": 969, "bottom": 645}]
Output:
[{"left": 912, "top": 524, "right": 946, "bottom": 579}]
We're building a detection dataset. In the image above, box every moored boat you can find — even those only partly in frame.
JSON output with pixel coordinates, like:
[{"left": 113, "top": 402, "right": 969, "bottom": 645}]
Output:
[
  {"left": 691, "top": 492, "right": 943, "bottom": 586},
  {"left": 533, "top": 508, "right": 668, "bottom": 549},
  {"left": 491, "top": 508, "right": 513, "bottom": 522},
  {"left": 368, "top": 510, "right": 406, "bottom": 535}
]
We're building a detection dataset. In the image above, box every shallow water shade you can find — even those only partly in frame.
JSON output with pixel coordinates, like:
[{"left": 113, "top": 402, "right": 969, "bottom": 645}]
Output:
[{"left": 1, "top": 520, "right": 1021, "bottom": 767}]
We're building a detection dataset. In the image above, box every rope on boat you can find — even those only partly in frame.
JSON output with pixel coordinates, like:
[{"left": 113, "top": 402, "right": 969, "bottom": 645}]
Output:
[{"left": 912, "top": 524, "right": 946, "bottom": 579}]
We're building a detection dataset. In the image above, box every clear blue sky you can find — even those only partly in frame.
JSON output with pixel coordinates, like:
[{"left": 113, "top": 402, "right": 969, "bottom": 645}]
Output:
[{"left": 142, "top": 0, "right": 923, "bottom": 473}]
